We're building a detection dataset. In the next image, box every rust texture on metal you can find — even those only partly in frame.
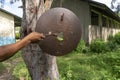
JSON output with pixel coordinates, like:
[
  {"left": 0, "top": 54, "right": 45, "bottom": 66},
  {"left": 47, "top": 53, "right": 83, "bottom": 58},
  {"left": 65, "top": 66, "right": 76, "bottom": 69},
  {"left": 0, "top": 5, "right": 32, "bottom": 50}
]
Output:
[{"left": 35, "top": 7, "right": 81, "bottom": 56}]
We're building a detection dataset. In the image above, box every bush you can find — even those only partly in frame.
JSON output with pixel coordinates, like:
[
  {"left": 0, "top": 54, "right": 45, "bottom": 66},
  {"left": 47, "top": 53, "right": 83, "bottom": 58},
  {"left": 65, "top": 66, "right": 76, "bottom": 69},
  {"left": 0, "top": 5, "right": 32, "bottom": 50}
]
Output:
[
  {"left": 57, "top": 52, "right": 120, "bottom": 80},
  {"left": 15, "top": 27, "right": 20, "bottom": 39},
  {"left": 15, "top": 33, "right": 20, "bottom": 39},
  {"left": 75, "top": 39, "right": 86, "bottom": 53},
  {"left": 114, "top": 32, "right": 120, "bottom": 45},
  {"left": 73, "top": 39, "right": 89, "bottom": 54},
  {"left": 103, "top": 52, "right": 120, "bottom": 79},
  {"left": 90, "top": 39, "right": 108, "bottom": 53},
  {"left": 12, "top": 62, "right": 31, "bottom": 80},
  {"left": 107, "top": 33, "right": 120, "bottom": 51},
  {"left": 107, "top": 34, "right": 114, "bottom": 41},
  {"left": 0, "top": 63, "right": 6, "bottom": 73},
  {"left": 107, "top": 41, "right": 118, "bottom": 51}
]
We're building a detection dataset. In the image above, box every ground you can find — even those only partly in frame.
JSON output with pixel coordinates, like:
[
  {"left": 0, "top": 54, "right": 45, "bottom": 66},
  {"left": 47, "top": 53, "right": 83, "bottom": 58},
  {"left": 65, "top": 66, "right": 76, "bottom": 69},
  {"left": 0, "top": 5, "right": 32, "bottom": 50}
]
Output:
[{"left": 0, "top": 50, "right": 120, "bottom": 80}]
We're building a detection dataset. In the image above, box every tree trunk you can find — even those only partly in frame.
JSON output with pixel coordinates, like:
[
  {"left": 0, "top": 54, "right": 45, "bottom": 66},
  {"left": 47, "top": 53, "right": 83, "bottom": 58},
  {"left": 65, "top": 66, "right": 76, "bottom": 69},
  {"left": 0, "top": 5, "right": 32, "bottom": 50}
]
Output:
[{"left": 20, "top": 0, "right": 59, "bottom": 80}]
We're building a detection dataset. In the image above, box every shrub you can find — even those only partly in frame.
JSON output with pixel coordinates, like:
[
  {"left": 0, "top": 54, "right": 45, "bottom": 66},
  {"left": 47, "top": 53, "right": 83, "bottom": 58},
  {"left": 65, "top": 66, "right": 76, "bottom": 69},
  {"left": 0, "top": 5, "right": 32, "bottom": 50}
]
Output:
[
  {"left": 57, "top": 52, "right": 120, "bottom": 80},
  {"left": 103, "top": 52, "right": 120, "bottom": 79},
  {"left": 75, "top": 39, "right": 88, "bottom": 53},
  {"left": 107, "top": 34, "right": 114, "bottom": 42},
  {"left": 0, "top": 63, "right": 6, "bottom": 73},
  {"left": 76, "top": 39, "right": 85, "bottom": 52},
  {"left": 114, "top": 32, "right": 120, "bottom": 45},
  {"left": 107, "top": 41, "right": 118, "bottom": 51},
  {"left": 15, "top": 27, "right": 20, "bottom": 39},
  {"left": 12, "top": 62, "right": 31, "bottom": 80},
  {"left": 107, "top": 33, "right": 120, "bottom": 51},
  {"left": 15, "top": 33, "right": 20, "bottom": 39},
  {"left": 89, "top": 39, "right": 108, "bottom": 53}
]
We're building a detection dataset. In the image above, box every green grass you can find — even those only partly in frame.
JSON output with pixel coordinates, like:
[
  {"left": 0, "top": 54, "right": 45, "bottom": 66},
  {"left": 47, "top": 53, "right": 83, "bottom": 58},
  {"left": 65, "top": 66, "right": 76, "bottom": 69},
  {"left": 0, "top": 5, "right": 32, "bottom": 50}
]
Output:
[
  {"left": 57, "top": 51, "right": 120, "bottom": 80},
  {"left": 0, "top": 63, "right": 6, "bottom": 74},
  {"left": 1, "top": 50, "right": 120, "bottom": 80},
  {"left": 0, "top": 51, "right": 22, "bottom": 74}
]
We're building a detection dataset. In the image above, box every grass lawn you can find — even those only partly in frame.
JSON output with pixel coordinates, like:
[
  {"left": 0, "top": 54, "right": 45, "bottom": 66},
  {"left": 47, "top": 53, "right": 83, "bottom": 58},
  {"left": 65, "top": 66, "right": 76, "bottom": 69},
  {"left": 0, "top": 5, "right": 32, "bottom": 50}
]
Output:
[
  {"left": 0, "top": 51, "right": 120, "bottom": 80},
  {"left": 57, "top": 51, "right": 120, "bottom": 80}
]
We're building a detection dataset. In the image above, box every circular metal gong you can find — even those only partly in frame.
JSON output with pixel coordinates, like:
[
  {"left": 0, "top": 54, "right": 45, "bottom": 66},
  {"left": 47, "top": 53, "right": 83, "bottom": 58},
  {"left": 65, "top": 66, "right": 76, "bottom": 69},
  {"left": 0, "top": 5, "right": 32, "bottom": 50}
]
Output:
[{"left": 35, "top": 7, "right": 81, "bottom": 56}]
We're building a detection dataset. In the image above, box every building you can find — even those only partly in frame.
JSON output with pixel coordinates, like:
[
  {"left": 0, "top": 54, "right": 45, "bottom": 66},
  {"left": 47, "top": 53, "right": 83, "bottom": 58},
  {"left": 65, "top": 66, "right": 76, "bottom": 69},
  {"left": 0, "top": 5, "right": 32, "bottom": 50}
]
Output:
[
  {"left": 51, "top": 0, "right": 120, "bottom": 43},
  {"left": 1, "top": 0, "right": 119, "bottom": 45},
  {"left": 0, "top": 8, "right": 21, "bottom": 46}
]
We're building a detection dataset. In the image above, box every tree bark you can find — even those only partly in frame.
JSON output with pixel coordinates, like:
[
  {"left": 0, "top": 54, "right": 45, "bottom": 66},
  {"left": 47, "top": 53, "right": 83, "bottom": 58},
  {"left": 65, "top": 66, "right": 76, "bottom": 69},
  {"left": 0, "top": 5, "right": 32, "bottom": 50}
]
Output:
[{"left": 20, "top": 0, "right": 59, "bottom": 80}]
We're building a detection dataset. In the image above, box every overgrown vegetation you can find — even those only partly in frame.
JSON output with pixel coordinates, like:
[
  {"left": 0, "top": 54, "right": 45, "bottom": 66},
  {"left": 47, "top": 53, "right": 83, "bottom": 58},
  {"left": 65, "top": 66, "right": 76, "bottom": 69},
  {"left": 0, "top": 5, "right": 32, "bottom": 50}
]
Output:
[
  {"left": 57, "top": 51, "right": 120, "bottom": 80},
  {"left": 89, "top": 32, "right": 120, "bottom": 53},
  {"left": 57, "top": 32, "right": 120, "bottom": 80},
  {"left": 12, "top": 62, "right": 31, "bottom": 80},
  {"left": 0, "top": 32, "right": 120, "bottom": 80},
  {"left": 15, "top": 27, "right": 20, "bottom": 39},
  {"left": 90, "top": 39, "right": 108, "bottom": 53},
  {"left": 0, "top": 63, "right": 6, "bottom": 74}
]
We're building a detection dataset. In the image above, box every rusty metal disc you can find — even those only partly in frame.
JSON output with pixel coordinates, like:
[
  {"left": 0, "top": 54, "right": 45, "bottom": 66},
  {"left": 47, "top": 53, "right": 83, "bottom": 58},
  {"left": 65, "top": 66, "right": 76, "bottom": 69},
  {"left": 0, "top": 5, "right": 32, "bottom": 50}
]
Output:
[{"left": 35, "top": 7, "right": 81, "bottom": 56}]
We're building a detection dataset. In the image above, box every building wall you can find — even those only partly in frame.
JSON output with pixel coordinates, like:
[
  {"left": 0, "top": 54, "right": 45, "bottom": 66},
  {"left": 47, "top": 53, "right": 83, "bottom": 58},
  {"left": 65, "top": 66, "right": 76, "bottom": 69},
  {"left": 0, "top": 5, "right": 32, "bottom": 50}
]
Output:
[
  {"left": 89, "top": 25, "right": 120, "bottom": 43},
  {"left": 51, "top": 0, "right": 91, "bottom": 42},
  {"left": 51, "top": 0, "right": 120, "bottom": 43},
  {"left": 90, "top": 9, "right": 120, "bottom": 43},
  {"left": 0, "top": 11, "right": 15, "bottom": 46}
]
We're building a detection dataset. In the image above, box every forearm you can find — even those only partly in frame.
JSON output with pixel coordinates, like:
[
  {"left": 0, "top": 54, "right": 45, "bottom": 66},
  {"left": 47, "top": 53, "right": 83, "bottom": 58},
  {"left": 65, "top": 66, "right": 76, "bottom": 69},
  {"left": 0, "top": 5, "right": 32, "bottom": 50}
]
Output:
[{"left": 0, "top": 37, "right": 31, "bottom": 62}]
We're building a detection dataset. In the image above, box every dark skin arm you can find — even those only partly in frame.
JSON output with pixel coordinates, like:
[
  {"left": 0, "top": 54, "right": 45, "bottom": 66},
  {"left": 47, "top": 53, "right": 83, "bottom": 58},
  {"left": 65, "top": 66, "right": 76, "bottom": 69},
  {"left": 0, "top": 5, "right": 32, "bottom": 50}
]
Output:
[{"left": 0, "top": 32, "right": 45, "bottom": 62}]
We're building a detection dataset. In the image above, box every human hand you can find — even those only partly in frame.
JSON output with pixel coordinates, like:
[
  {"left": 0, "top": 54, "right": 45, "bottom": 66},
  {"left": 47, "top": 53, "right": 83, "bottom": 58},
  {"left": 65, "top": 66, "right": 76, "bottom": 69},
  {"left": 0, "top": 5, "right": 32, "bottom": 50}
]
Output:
[{"left": 25, "top": 32, "right": 45, "bottom": 42}]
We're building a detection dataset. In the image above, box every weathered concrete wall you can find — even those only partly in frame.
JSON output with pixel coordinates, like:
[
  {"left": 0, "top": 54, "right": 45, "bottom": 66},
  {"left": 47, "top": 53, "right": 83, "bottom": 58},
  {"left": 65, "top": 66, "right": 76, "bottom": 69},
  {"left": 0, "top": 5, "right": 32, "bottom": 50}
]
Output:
[
  {"left": 51, "top": 0, "right": 91, "bottom": 42},
  {"left": 89, "top": 25, "right": 120, "bottom": 43},
  {"left": 0, "top": 11, "right": 15, "bottom": 46}
]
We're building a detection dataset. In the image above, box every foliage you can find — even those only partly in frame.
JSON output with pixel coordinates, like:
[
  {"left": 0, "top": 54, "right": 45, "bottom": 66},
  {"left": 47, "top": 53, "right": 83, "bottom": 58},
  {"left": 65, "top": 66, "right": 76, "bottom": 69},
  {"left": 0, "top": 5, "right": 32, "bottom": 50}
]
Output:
[
  {"left": 0, "top": 0, "right": 4, "bottom": 7},
  {"left": 107, "top": 34, "right": 119, "bottom": 51},
  {"left": 106, "top": 32, "right": 120, "bottom": 51},
  {"left": 15, "top": 27, "right": 20, "bottom": 39},
  {"left": 75, "top": 39, "right": 86, "bottom": 53},
  {"left": 57, "top": 51, "right": 120, "bottom": 80},
  {"left": 114, "top": 32, "right": 120, "bottom": 45},
  {"left": 102, "top": 51, "right": 120, "bottom": 79},
  {"left": 107, "top": 34, "right": 114, "bottom": 41},
  {"left": 70, "top": 39, "right": 89, "bottom": 54},
  {"left": 15, "top": 33, "right": 20, "bottom": 39},
  {"left": 89, "top": 39, "right": 108, "bottom": 53},
  {"left": 1, "top": 33, "right": 120, "bottom": 80},
  {"left": 12, "top": 61, "right": 31, "bottom": 80},
  {"left": 118, "top": 12, "right": 120, "bottom": 17},
  {"left": 106, "top": 41, "right": 118, "bottom": 52},
  {"left": 0, "top": 63, "right": 6, "bottom": 73},
  {"left": 111, "top": 0, "right": 120, "bottom": 13},
  {"left": 0, "top": 0, "right": 19, "bottom": 6},
  {"left": 89, "top": 32, "right": 120, "bottom": 53},
  {"left": 2, "top": 50, "right": 120, "bottom": 80}
]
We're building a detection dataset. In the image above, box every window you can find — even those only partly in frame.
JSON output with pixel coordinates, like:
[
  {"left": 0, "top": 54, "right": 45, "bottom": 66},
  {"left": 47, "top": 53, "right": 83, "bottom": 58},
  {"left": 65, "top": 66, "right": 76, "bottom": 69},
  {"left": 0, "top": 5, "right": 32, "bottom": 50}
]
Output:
[
  {"left": 102, "top": 16, "right": 107, "bottom": 27},
  {"left": 91, "top": 11, "right": 99, "bottom": 26},
  {"left": 108, "top": 19, "right": 112, "bottom": 28}
]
